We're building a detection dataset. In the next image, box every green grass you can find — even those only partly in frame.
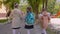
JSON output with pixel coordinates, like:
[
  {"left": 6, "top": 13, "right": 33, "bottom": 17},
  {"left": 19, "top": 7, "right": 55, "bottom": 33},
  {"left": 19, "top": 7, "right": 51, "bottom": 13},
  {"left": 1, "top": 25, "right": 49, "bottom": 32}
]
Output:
[
  {"left": 47, "top": 27, "right": 56, "bottom": 34},
  {"left": 0, "top": 19, "right": 8, "bottom": 23}
]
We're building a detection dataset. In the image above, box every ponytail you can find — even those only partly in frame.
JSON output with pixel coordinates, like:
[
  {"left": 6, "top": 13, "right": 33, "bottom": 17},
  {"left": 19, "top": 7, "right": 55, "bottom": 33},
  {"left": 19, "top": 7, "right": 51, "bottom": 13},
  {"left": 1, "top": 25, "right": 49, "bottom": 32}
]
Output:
[{"left": 6, "top": 10, "right": 11, "bottom": 17}]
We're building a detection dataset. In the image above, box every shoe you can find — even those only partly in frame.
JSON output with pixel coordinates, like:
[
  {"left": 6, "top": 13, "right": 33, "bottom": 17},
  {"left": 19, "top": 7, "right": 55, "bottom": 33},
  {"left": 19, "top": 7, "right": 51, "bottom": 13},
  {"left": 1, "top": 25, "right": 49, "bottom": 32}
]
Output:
[{"left": 41, "top": 33, "right": 45, "bottom": 34}]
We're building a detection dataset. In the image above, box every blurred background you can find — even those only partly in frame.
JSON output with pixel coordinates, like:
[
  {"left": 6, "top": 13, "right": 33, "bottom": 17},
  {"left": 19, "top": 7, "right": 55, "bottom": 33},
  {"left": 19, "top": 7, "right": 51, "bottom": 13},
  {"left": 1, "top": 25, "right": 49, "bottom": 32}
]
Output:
[{"left": 0, "top": 0, "right": 60, "bottom": 34}]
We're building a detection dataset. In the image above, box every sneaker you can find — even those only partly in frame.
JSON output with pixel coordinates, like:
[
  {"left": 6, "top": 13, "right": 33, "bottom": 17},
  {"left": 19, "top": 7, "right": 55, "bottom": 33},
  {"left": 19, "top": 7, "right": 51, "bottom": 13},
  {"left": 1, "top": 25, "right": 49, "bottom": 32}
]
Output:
[{"left": 41, "top": 33, "right": 45, "bottom": 34}]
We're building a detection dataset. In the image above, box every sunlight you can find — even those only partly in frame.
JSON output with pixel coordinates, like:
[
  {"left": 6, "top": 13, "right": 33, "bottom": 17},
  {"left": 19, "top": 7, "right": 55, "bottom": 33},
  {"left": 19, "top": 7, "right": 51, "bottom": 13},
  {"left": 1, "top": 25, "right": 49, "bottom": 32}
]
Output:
[
  {"left": 56, "top": 0, "right": 60, "bottom": 2},
  {"left": 0, "top": 4, "right": 6, "bottom": 13}
]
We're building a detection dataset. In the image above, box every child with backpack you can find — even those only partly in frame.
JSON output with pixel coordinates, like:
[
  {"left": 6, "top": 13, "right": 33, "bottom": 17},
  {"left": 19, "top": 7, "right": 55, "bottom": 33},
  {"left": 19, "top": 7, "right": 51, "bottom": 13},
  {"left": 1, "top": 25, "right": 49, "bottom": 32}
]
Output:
[{"left": 25, "top": 6, "right": 35, "bottom": 34}]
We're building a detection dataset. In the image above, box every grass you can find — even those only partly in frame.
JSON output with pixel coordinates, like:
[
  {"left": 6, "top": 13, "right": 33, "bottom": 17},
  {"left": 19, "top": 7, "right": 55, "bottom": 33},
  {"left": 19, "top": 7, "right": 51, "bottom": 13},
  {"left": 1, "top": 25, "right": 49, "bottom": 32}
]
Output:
[
  {"left": 47, "top": 27, "right": 56, "bottom": 34},
  {"left": 0, "top": 19, "right": 8, "bottom": 23}
]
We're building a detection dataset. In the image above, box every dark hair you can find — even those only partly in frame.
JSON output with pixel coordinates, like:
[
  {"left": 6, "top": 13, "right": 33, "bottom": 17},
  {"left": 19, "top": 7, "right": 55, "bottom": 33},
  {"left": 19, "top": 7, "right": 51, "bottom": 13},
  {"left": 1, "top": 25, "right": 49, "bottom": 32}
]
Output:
[
  {"left": 42, "top": 8, "right": 46, "bottom": 11},
  {"left": 14, "top": 2, "right": 18, "bottom": 8},
  {"left": 27, "top": 6, "right": 32, "bottom": 11},
  {"left": 41, "top": 8, "right": 46, "bottom": 13},
  {"left": 6, "top": 10, "right": 11, "bottom": 17}
]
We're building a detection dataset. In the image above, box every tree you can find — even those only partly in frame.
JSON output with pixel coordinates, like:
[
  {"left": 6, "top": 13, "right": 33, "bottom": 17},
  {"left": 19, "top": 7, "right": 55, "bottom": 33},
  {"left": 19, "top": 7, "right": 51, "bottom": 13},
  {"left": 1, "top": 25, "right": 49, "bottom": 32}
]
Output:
[
  {"left": 3, "top": 0, "right": 20, "bottom": 17},
  {"left": 45, "top": 0, "right": 48, "bottom": 10},
  {"left": 0, "top": 1, "right": 2, "bottom": 8},
  {"left": 3, "top": 0, "right": 20, "bottom": 14},
  {"left": 27, "top": 0, "right": 44, "bottom": 19},
  {"left": 3, "top": 0, "right": 20, "bottom": 9},
  {"left": 47, "top": 0, "right": 56, "bottom": 14},
  {"left": 42, "top": 0, "right": 48, "bottom": 11}
]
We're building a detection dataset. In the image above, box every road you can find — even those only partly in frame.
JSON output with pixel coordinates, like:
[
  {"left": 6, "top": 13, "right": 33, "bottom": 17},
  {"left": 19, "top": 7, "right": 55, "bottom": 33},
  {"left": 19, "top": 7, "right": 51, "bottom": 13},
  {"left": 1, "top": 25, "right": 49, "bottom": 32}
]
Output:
[
  {"left": 1, "top": 18, "right": 60, "bottom": 34},
  {"left": 0, "top": 23, "right": 42, "bottom": 34}
]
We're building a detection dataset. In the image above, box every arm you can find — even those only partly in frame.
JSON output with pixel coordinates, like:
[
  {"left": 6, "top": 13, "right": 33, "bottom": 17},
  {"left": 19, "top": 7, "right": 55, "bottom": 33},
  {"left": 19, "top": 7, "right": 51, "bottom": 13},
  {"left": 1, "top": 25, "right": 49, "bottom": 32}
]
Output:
[
  {"left": 6, "top": 10, "right": 13, "bottom": 24},
  {"left": 9, "top": 10, "right": 13, "bottom": 20},
  {"left": 47, "top": 13, "right": 51, "bottom": 23},
  {"left": 47, "top": 12, "right": 51, "bottom": 23}
]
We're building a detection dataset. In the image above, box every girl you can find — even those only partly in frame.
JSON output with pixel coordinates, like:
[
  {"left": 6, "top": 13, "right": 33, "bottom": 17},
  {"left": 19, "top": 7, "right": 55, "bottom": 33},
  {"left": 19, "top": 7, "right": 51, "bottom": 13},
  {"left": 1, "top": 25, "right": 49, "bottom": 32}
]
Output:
[
  {"left": 25, "top": 6, "right": 35, "bottom": 34},
  {"left": 9, "top": 2, "right": 23, "bottom": 34},
  {"left": 39, "top": 9, "right": 50, "bottom": 34}
]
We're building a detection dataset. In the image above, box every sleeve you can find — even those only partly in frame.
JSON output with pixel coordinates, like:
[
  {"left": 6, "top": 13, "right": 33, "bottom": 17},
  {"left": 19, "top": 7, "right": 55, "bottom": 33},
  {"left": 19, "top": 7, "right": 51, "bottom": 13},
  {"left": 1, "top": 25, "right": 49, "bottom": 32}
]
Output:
[
  {"left": 38, "top": 14, "right": 43, "bottom": 23},
  {"left": 9, "top": 10, "right": 14, "bottom": 19},
  {"left": 7, "top": 10, "right": 13, "bottom": 24},
  {"left": 19, "top": 10, "right": 23, "bottom": 17},
  {"left": 39, "top": 14, "right": 43, "bottom": 19},
  {"left": 47, "top": 12, "right": 51, "bottom": 19},
  {"left": 19, "top": 10, "right": 25, "bottom": 21},
  {"left": 48, "top": 13, "right": 51, "bottom": 22}
]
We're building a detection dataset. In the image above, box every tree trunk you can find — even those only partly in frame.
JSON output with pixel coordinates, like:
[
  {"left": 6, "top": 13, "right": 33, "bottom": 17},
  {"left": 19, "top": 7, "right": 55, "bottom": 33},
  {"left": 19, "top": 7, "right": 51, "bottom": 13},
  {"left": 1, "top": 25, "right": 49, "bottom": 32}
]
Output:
[
  {"left": 45, "top": 0, "right": 48, "bottom": 10},
  {"left": 42, "top": 0, "right": 45, "bottom": 9},
  {"left": 35, "top": 8, "right": 39, "bottom": 19},
  {"left": 42, "top": 0, "right": 45, "bottom": 11},
  {"left": 33, "top": 3, "right": 39, "bottom": 19},
  {"left": 0, "top": 2, "right": 2, "bottom": 8}
]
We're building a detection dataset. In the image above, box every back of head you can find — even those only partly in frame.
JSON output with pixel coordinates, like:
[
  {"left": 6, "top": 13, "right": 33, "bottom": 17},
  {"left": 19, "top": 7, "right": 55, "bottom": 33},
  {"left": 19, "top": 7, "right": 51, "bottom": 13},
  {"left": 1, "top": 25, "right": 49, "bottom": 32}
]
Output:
[
  {"left": 42, "top": 8, "right": 46, "bottom": 13},
  {"left": 41, "top": 8, "right": 48, "bottom": 15},
  {"left": 14, "top": 2, "right": 19, "bottom": 8},
  {"left": 27, "top": 6, "right": 32, "bottom": 13}
]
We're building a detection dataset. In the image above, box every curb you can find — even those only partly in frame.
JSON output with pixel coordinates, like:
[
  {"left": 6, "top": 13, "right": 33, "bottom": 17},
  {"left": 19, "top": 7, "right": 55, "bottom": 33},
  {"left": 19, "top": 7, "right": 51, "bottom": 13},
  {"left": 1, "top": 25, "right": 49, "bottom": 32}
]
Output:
[{"left": 0, "top": 22, "right": 8, "bottom": 25}]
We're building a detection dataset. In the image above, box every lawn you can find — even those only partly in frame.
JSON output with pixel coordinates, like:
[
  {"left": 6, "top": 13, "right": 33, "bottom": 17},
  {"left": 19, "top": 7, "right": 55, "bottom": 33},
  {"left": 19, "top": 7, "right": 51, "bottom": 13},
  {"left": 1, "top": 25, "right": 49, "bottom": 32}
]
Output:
[
  {"left": 0, "top": 19, "right": 8, "bottom": 23},
  {"left": 47, "top": 28, "right": 56, "bottom": 34}
]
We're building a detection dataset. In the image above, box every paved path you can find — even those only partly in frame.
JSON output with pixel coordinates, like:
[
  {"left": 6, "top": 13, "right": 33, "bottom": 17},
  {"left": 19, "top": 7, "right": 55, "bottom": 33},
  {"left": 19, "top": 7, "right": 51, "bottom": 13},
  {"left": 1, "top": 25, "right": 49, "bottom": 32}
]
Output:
[
  {"left": 0, "top": 23, "right": 12, "bottom": 34},
  {"left": 1, "top": 18, "right": 60, "bottom": 34},
  {"left": 0, "top": 23, "right": 42, "bottom": 34}
]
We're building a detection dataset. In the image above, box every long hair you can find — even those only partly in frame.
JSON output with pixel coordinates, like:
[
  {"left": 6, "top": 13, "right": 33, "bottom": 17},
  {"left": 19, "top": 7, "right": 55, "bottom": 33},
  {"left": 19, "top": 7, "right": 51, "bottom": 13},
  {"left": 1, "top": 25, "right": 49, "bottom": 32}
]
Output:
[
  {"left": 41, "top": 8, "right": 46, "bottom": 14},
  {"left": 14, "top": 2, "right": 19, "bottom": 8},
  {"left": 27, "top": 6, "right": 32, "bottom": 13},
  {"left": 6, "top": 10, "right": 11, "bottom": 17}
]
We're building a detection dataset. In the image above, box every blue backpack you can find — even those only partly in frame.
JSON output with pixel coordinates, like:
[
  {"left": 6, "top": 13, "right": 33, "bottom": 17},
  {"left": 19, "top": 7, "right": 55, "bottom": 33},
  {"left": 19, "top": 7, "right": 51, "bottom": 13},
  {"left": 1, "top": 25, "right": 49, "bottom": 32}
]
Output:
[{"left": 25, "top": 12, "right": 35, "bottom": 24}]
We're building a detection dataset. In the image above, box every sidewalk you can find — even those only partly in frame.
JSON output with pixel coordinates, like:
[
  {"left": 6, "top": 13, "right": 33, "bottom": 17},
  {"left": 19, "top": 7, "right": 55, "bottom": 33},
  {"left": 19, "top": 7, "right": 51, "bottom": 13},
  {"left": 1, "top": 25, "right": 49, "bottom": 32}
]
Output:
[
  {"left": 0, "top": 23, "right": 42, "bottom": 34},
  {"left": 0, "top": 17, "right": 7, "bottom": 20},
  {"left": 0, "top": 17, "right": 8, "bottom": 25},
  {"left": 48, "top": 18, "right": 60, "bottom": 34},
  {"left": 0, "top": 18, "right": 60, "bottom": 34}
]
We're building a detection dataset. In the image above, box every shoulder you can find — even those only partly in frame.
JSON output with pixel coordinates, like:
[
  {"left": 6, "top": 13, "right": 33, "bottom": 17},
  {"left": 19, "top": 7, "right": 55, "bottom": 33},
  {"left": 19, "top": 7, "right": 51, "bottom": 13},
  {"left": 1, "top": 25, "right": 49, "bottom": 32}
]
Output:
[
  {"left": 47, "top": 12, "right": 51, "bottom": 16},
  {"left": 47, "top": 12, "right": 50, "bottom": 15},
  {"left": 31, "top": 12, "right": 35, "bottom": 16},
  {"left": 30, "top": 12, "right": 34, "bottom": 14},
  {"left": 39, "top": 14, "right": 43, "bottom": 17},
  {"left": 13, "top": 8, "right": 20, "bottom": 12}
]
